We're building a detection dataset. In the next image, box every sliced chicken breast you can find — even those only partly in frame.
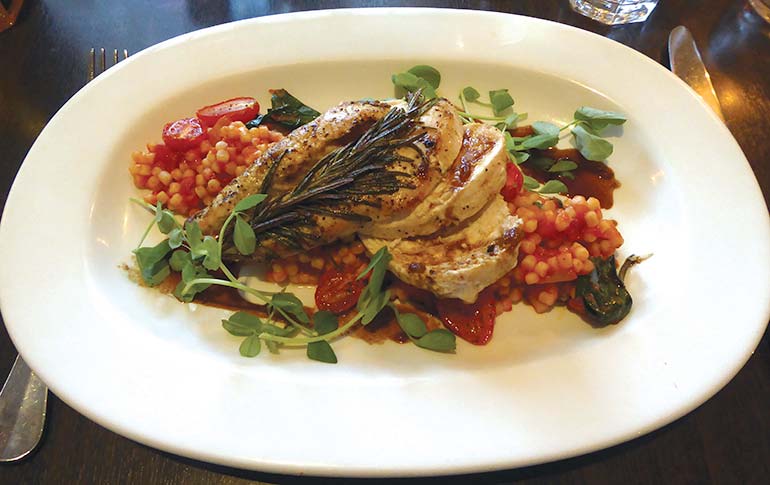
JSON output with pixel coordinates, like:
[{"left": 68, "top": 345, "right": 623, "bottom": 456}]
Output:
[
  {"left": 361, "top": 122, "right": 507, "bottom": 239},
  {"left": 361, "top": 195, "right": 523, "bottom": 303}
]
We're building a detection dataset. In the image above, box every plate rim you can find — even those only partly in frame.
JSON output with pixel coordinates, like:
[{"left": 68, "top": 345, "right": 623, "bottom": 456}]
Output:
[{"left": 1, "top": 7, "right": 769, "bottom": 477}]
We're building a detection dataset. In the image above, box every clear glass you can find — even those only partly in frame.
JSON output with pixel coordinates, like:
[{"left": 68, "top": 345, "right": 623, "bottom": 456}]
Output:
[
  {"left": 749, "top": 0, "right": 770, "bottom": 23},
  {"left": 569, "top": 0, "right": 659, "bottom": 25}
]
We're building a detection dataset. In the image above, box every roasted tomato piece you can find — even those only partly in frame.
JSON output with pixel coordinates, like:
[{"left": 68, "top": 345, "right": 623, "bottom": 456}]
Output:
[
  {"left": 196, "top": 97, "right": 260, "bottom": 127},
  {"left": 162, "top": 117, "right": 206, "bottom": 152},
  {"left": 501, "top": 162, "right": 524, "bottom": 202},
  {"left": 315, "top": 267, "right": 365, "bottom": 314},
  {"left": 436, "top": 290, "right": 497, "bottom": 345}
]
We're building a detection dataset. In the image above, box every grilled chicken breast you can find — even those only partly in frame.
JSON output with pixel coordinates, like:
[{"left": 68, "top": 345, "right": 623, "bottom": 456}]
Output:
[
  {"left": 361, "top": 122, "right": 507, "bottom": 238},
  {"left": 361, "top": 195, "right": 523, "bottom": 303}
]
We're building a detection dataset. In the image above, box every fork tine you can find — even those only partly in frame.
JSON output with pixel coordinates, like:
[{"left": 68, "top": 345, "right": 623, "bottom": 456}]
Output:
[
  {"left": 123, "top": 49, "right": 129, "bottom": 60},
  {"left": 88, "top": 48, "right": 95, "bottom": 82},
  {"left": 100, "top": 47, "right": 106, "bottom": 74},
  {"left": 113, "top": 49, "right": 118, "bottom": 66}
]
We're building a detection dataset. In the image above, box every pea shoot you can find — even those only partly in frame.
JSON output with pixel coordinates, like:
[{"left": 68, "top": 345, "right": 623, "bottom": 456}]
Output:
[{"left": 130, "top": 197, "right": 455, "bottom": 363}]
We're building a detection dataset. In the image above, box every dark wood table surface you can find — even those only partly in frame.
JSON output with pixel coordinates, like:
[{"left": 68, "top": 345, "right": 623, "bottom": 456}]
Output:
[{"left": 1, "top": 1, "right": 768, "bottom": 483}]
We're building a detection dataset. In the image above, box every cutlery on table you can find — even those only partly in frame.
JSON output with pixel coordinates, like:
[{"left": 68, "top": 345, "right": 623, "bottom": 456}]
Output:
[
  {"left": 668, "top": 25, "right": 725, "bottom": 121},
  {"left": 0, "top": 48, "right": 128, "bottom": 462}
]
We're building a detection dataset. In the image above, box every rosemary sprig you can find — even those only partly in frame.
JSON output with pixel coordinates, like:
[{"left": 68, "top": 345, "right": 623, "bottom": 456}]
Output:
[{"left": 228, "top": 92, "right": 437, "bottom": 253}]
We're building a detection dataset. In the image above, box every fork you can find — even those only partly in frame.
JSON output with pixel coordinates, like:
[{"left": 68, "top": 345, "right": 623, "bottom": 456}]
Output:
[{"left": 0, "top": 48, "right": 129, "bottom": 462}]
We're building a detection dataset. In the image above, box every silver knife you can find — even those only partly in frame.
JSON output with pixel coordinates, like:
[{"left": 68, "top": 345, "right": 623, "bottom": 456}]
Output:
[{"left": 668, "top": 25, "right": 725, "bottom": 121}]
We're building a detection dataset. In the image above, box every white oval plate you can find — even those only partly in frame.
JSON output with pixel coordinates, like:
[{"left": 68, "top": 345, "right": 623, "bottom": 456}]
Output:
[{"left": 1, "top": 8, "right": 769, "bottom": 477}]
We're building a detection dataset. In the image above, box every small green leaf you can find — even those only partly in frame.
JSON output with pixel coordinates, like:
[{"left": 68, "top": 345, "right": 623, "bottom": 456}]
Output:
[
  {"left": 532, "top": 121, "right": 560, "bottom": 137},
  {"left": 574, "top": 107, "right": 627, "bottom": 132},
  {"left": 504, "top": 112, "right": 520, "bottom": 128},
  {"left": 511, "top": 150, "right": 530, "bottom": 165},
  {"left": 265, "top": 340, "right": 280, "bottom": 354},
  {"left": 362, "top": 289, "right": 391, "bottom": 325},
  {"left": 145, "top": 264, "right": 170, "bottom": 286},
  {"left": 572, "top": 124, "right": 613, "bottom": 161},
  {"left": 548, "top": 160, "right": 578, "bottom": 173},
  {"left": 200, "top": 236, "right": 221, "bottom": 270},
  {"left": 222, "top": 312, "right": 263, "bottom": 336},
  {"left": 313, "top": 311, "right": 339, "bottom": 335},
  {"left": 523, "top": 175, "right": 540, "bottom": 190},
  {"left": 489, "top": 89, "right": 514, "bottom": 115},
  {"left": 262, "top": 323, "right": 296, "bottom": 338},
  {"left": 157, "top": 210, "right": 176, "bottom": 234},
  {"left": 169, "top": 249, "right": 191, "bottom": 271},
  {"left": 185, "top": 220, "right": 203, "bottom": 247},
  {"left": 415, "top": 329, "right": 456, "bottom": 352},
  {"left": 462, "top": 86, "right": 480, "bottom": 102},
  {"left": 395, "top": 312, "right": 427, "bottom": 338},
  {"left": 407, "top": 65, "right": 441, "bottom": 89},
  {"left": 271, "top": 292, "right": 310, "bottom": 324},
  {"left": 239, "top": 334, "right": 262, "bottom": 357},
  {"left": 233, "top": 215, "right": 257, "bottom": 255},
  {"left": 391, "top": 72, "right": 436, "bottom": 99},
  {"left": 520, "top": 133, "right": 559, "bottom": 150},
  {"left": 529, "top": 156, "right": 555, "bottom": 171},
  {"left": 133, "top": 239, "right": 172, "bottom": 286},
  {"left": 234, "top": 194, "right": 267, "bottom": 212},
  {"left": 538, "top": 180, "right": 569, "bottom": 194},
  {"left": 307, "top": 340, "right": 337, "bottom": 363},
  {"left": 246, "top": 89, "right": 321, "bottom": 129},
  {"left": 174, "top": 261, "right": 211, "bottom": 302},
  {"left": 168, "top": 228, "right": 184, "bottom": 249}
]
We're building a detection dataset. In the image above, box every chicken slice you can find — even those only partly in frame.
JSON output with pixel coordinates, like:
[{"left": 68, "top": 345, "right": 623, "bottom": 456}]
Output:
[
  {"left": 360, "top": 195, "right": 523, "bottom": 303},
  {"left": 361, "top": 122, "right": 507, "bottom": 239}
]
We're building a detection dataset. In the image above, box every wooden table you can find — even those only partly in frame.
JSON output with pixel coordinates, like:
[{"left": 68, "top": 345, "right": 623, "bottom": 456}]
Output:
[{"left": 1, "top": 1, "right": 768, "bottom": 483}]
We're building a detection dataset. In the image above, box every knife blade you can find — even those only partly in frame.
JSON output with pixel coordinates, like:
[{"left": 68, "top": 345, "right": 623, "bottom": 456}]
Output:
[{"left": 668, "top": 25, "right": 725, "bottom": 121}]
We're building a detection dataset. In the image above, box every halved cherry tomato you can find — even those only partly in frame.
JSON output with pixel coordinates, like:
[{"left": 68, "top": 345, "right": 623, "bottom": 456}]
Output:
[
  {"left": 436, "top": 290, "right": 497, "bottom": 345},
  {"left": 196, "top": 97, "right": 260, "bottom": 127},
  {"left": 162, "top": 117, "right": 207, "bottom": 152},
  {"left": 501, "top": 162, "right": 524, "bottom": 202},
  {"left": 315, "top": 267, "right": 365, "bottom": 314},
  {"left": 151, "top": 143, "right": 180, "bottom": 171}
]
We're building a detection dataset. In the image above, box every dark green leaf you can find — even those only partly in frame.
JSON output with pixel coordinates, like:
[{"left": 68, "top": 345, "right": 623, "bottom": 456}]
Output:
[
  {"left": 395, "top": 311, "right": 427, "bottom": 338},
  {"left": 511, "top": 150, "right": 530, "bottom": 165},
  {"left": 362, "top": 289, "right": 391, "bottom": 326},
  {"left": 157, "top": 210, "right": 176, "bottom": 234},
  {"left": 233, "top": 215, "right": 257, "bottom": 255},
  {"left": 145, "top": 264, "right": 170, "bottom": 286},
  {"left": 222, "top": 311, "right": 263, "bottom": 336},
  {"left": 167, "top": 228, "right": 184, "bottom": 249},
  {"left": 270, "top": 292, "right": 310, "bottom": 324},
  {"left": 169, "top": 249, "right": 191, "bottom": 271},
  {"left": 133, "top": 239, "right": 172, "bottom": 286},
  {"left": 572, "top": 124, "right": 613, "bottom": 161},
  {"left": 313, "top": 311, "right": 338, "bottom": 335},
  {"left": 239, "top": 334, "right": 262, "bottom": 357},
  {"left": 574, "top": 107, "right": 627, "bottom": 132},
  {"left": 489, "top": 89, "right": 514, "bottom": 115},
  {"left": 538, "top": 180, "right": 569, "bottom": 194},
  {"left": 529, "top": 156, "right": 555, "bottom": 171},
  {"left": 246, "top": 89, "right": 321, "bottom": 129},
  {"left": 407, "top": 65, "right": 441, "bottom": 89},
  {"left": 575, "top": 255, "right": 632, "bottom": 327},
  {"left": 391, "top": 72, "right": 436, "bottom": 99},
  {"left": 548, "top": 160, "right": 578, "bottom": 173},
  {"left": 462, "top": 86, "right": 480, "bottom": 102},
  {"left": 523, "top": 175, "right": 540, "bottom": 190},
  {"left": 234, "top": 194, "right": 268, "bottom": 212},
  {"left": 415, "top": 329, "right": 456, "bottom": 352},
  {"left": 307, "top": 340, "right": 337, "bottom": 363},
  {"left": 174, "top": 261, "right": 211, "bottom": 302}
]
